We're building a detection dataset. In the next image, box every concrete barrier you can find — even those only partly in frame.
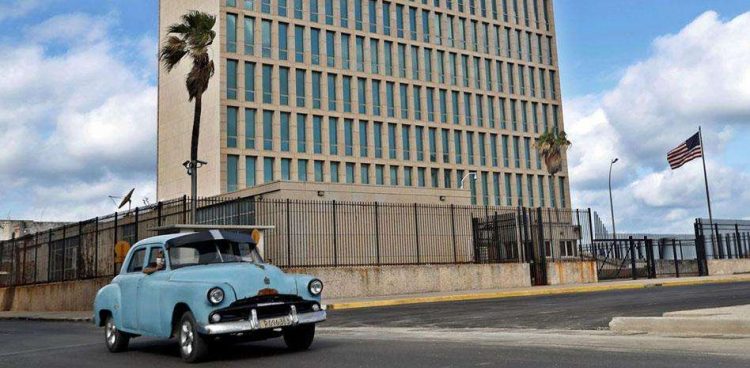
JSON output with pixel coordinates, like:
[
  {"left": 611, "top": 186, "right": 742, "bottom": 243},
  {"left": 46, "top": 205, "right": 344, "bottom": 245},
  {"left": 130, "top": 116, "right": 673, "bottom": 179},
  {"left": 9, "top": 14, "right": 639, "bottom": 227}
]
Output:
[
  {"left": 708, "top": 259, "right": 750, "bottom": 276},
  {"left": 0, "top": 278, "right": 111, "bottom": 312},
  {"left": 1, "top": 264, "right": 531, "bottom": 311},
  {"left": 288, "top": 263, "right": 532, "bottom": 299},
  {"left": 545, "top": 261, "right": 598, "bottom": 285}
]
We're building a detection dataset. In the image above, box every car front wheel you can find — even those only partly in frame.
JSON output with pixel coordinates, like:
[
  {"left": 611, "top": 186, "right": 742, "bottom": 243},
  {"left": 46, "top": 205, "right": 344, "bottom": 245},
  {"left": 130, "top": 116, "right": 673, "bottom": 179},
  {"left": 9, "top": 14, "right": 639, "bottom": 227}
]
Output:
[
  {"left": 283, "top": 324, "right": 315, "bottom": 351},
  {"left": 104, "top": 315, "right": 129, "bottom": 352},
  {"left": 178, "top": 311, "right": 209, "bottom": 363}
]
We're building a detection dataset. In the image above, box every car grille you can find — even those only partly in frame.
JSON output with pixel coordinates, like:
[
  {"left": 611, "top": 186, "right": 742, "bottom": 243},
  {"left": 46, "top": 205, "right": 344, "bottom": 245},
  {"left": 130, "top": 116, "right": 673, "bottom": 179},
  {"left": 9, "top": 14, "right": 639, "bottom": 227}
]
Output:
[{"left": 215, "top": 294, "right": 318, "bottom": 322}]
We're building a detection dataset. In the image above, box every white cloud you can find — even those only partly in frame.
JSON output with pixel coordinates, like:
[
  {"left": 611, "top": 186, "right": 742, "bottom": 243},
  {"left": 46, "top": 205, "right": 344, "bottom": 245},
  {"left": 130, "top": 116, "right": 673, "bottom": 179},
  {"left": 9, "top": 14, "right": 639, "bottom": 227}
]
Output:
[
  {"left": 0, "top": 12, "right": 156, "bottom": 222},
  {"left": 567, "top": 11, "right": 750, "bottom": 234},
  {"left": 0, "top": 0, "right": 44, "bottom": 22}
]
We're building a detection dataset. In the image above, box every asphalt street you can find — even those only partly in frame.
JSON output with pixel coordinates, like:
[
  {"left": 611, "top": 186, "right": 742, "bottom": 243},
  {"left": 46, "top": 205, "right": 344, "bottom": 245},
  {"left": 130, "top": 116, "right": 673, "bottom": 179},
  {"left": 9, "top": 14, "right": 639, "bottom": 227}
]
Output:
[
  {"left": 1, "top": 282, "right": 750, "bottom": 367},
  {"left": 328, "top": 281, "right": 750, "bottom": 329}
]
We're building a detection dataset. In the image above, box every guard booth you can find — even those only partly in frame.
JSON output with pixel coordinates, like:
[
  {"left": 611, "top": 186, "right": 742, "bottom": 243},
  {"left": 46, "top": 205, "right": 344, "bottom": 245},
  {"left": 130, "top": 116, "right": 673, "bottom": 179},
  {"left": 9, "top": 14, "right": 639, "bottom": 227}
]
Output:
[{"left": 150, "top": 224, "right": 275, "bottom": 259}]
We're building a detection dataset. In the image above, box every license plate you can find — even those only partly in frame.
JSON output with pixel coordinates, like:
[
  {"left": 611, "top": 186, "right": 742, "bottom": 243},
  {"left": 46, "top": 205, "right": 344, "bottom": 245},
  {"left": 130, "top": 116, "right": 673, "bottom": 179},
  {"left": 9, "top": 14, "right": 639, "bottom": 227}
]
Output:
[{"left": 258, "top": 316, "right": 292, "bottom": 329}]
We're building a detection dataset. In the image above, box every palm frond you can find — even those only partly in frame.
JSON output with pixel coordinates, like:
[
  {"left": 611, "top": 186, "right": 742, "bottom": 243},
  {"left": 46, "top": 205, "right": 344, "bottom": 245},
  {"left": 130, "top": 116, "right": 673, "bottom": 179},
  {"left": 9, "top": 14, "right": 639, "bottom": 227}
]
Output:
[{"left": 159, "top": 36, "right": 188, "bottom": 71}]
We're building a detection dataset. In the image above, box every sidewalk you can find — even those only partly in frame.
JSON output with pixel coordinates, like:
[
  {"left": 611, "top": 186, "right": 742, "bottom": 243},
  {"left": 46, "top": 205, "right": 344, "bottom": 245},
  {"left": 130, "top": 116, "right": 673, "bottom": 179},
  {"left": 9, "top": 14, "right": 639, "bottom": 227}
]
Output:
[
  {"left": 2, "top": 274, "right": 750, "bottom": 322},
  {"left": 610, "top": 304, "right": 750, "bottom": 336}
]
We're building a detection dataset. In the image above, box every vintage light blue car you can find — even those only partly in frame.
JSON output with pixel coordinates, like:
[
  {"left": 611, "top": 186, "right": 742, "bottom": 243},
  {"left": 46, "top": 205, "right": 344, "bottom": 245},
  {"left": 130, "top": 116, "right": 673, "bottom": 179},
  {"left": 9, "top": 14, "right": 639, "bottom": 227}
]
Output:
[{"left": 93, "top": 228, "right": 326, "bottom": 362}]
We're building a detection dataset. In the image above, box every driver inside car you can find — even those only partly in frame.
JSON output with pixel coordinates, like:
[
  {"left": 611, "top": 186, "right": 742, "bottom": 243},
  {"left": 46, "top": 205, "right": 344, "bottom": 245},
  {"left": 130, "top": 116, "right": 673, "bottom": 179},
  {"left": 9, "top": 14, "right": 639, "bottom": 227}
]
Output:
[{"left": 143, "top": 249, "right": 165, "bottom": 275}]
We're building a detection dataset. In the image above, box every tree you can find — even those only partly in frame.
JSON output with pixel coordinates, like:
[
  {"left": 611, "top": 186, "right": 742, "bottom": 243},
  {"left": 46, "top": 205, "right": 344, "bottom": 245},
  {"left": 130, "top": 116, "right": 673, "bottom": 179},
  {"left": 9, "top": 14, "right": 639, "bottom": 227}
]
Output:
[
  {"left": 536, "top": 129, "right": 571, "bottom": 206},
  {"left": 159, "top": 11, "right": 216, "bottom": 222}
]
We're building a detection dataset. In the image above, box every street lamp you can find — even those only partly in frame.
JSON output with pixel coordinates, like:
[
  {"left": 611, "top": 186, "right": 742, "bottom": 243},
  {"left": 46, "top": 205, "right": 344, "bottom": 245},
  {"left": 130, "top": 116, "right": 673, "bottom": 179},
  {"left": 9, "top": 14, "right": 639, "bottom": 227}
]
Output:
[
  {"left": 608, "top": 158, "right": 619, "bottom": 240},
  {"left": 460, "top": 172, "right": 478, "bottom": 189}
]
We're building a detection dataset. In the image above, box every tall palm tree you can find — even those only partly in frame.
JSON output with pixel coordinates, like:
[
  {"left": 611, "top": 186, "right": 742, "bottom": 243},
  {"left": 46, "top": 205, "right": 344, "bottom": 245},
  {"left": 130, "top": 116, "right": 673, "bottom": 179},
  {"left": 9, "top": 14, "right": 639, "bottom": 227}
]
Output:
[
  {"left": 159, "top": 11, "right": 216, "bottom": 221},
  {"left": 536, "top": 129, "right": 571, "bottom": 207}
]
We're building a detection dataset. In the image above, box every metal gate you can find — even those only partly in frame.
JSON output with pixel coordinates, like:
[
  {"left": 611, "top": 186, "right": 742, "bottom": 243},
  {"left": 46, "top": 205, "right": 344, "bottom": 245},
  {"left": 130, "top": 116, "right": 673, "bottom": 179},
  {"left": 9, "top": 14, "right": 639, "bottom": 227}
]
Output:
[{"left": 586, "top": 236, "right": 706, "bottom": 280}]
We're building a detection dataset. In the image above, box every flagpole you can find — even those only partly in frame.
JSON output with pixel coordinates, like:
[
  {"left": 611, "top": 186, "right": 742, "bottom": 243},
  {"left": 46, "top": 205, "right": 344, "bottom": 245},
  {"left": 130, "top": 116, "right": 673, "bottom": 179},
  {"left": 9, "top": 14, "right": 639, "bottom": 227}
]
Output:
[{"left": 698, "top": 126, "right": 716, "bottom": 249}]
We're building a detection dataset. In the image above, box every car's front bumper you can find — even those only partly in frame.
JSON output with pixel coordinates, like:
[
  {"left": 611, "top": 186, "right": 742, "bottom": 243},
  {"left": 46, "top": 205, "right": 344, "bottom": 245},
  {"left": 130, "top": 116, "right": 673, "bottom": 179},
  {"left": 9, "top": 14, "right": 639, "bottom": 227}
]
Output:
[{"left": 201, "top": 310, "right": 327, "bottom": 335}]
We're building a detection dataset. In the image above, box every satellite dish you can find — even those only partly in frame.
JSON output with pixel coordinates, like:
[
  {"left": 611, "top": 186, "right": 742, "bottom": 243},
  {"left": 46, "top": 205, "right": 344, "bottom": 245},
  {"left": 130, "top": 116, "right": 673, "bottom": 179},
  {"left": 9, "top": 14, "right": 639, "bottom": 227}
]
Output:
[{"left": 118, "top": 188, "right": 135, "bottom": 210}]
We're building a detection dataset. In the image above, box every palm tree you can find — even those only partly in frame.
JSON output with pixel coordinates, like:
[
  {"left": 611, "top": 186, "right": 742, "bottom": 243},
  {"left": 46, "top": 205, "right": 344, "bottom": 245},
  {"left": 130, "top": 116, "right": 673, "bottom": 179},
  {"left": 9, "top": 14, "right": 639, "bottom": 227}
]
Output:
[
  {"left": 536, "top": 129, "right": 571, "bottom": 206},
  {"left": 159, "top": 11, "right": 216, "bottom": 221}
]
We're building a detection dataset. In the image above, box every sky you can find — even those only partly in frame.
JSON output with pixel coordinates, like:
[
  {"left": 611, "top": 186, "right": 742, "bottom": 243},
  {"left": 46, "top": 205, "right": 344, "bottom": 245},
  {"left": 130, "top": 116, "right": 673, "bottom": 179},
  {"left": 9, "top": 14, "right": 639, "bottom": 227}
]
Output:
[{"left": 0, "top": 0, "right": 748, "bottom": 234}]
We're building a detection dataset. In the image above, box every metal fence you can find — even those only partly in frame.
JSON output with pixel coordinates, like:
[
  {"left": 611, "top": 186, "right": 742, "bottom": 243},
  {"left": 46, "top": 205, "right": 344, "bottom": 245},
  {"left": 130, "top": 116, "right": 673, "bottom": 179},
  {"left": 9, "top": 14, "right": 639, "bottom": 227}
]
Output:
[
  {"left": 584, "top": 236, "right": 705, "bottom": 280},
  {"left": 2, "top": 196, "right": 594, "bottom": 287},
  {"left": 695, "top": 219, "right": 750, "bottom": 260}
]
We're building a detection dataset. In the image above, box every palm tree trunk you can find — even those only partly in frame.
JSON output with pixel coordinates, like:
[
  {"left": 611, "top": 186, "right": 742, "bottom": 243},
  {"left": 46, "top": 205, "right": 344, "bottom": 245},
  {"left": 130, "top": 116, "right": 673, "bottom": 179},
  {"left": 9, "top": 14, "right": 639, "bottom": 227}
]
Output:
[{"left": 190, "top": 94, "right": 202, "bottom": 223}]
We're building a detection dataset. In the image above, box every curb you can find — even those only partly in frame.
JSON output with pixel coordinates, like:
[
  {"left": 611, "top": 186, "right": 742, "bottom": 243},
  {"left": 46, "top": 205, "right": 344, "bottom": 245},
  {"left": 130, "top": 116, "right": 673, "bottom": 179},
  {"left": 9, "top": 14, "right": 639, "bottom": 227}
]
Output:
[{"left": 326, "top": 276, "right": 750, "bottom": 311}]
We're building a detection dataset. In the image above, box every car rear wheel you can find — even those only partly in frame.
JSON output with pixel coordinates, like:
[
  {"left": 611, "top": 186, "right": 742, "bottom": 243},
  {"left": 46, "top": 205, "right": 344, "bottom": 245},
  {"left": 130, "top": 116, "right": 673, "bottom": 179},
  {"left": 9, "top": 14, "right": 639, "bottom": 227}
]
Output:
[
  {"left": 283, "top": 324, "right": 315, "bottom": 351},
  {"left": 104, "top": 316, "right": 129, "bottom": 353},
  {"left": 178, "top": 311, "right": 209, "bottom": 363}
]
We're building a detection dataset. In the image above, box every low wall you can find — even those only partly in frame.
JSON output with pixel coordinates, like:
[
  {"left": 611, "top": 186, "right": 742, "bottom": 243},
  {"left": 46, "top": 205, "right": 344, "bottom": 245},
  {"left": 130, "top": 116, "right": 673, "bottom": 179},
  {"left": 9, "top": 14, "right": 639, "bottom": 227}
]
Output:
[
  {"left": 288, "top": 263, "right": 531, "bottom": 299},
  {"left": 1, "top": 264, "right": 531, "bottom": 311},
  {"left": 546, "top": 261, "right": 598, "bottom": 285},
  {"left": 0, "top": 277, "right": 111, "bottom": 312},
  {"left": 708, "top": 259, "right": 750, "bottom": 276}
]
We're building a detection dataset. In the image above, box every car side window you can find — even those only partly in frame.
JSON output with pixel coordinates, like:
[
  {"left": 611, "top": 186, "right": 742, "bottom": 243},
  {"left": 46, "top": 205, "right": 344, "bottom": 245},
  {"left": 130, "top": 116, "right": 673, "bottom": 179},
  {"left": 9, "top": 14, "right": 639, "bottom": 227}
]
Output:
[
  {"left": 147, "top": 247, "right": 166, "bottom": 269},
  {"left": 127, "top": 248, "right": 146, "bottom": 273}
]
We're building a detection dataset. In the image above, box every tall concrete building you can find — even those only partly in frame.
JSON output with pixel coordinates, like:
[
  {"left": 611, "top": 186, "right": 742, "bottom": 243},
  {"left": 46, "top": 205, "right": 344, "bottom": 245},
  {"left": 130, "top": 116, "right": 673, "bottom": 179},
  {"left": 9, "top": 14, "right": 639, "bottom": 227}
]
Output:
[{"left": 158, "top": 0, "right": 570, "bottom": 207}]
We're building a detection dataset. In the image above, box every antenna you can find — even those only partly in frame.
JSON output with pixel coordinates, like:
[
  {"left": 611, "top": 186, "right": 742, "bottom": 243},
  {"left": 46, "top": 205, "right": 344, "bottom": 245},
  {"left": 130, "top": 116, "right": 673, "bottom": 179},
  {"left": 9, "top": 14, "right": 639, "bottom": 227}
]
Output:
[
  {"left": 142, "top": 197, "right": 151, "bottom": 206},
  {"left": 118, "top": 188, "right": 135, "bottom": 211}
]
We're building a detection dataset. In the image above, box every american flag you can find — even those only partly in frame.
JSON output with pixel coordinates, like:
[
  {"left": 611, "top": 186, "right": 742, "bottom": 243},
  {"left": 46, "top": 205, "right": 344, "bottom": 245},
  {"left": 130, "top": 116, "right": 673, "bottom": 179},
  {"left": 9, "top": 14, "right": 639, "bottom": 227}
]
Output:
[{"left": 667, "top": 132, "right": 702, "bottom": 170}]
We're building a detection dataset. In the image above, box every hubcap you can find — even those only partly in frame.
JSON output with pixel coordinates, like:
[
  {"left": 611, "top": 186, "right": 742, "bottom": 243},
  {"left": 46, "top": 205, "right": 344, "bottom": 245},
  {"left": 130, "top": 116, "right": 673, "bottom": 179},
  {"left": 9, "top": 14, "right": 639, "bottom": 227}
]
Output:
[
  {"left": 180, "top": 321, "right": 194, "bottom": 356},
  {"left": 105, "top": 320, "right": 117, "bottom": 346}
]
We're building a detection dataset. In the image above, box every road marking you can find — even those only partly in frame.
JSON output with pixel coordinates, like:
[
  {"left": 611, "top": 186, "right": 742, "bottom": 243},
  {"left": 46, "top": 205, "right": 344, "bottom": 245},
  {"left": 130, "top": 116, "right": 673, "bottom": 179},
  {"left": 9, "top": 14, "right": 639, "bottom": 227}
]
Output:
[{"left": 0, "top": 342, "right": 100, "bottom": 357}]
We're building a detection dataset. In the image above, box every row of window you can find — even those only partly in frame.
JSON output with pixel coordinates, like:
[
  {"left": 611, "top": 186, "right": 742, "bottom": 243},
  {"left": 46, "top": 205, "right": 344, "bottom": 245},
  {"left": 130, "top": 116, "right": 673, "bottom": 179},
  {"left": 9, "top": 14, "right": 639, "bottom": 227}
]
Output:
[
  {"left": 227, "top": 63, "right": 560, "bottom": 129},
  {"left": 226, "top": 0, "right": 552, "bottom": 34},
  {"left": 227, "top": 154, "right": 566, "bottom": 207},
  {"left": 227, "top": 108, "right": 551, "bottom": 170},
  {"left": 226, "top": 13, "right": 555, "bottom": 75}
]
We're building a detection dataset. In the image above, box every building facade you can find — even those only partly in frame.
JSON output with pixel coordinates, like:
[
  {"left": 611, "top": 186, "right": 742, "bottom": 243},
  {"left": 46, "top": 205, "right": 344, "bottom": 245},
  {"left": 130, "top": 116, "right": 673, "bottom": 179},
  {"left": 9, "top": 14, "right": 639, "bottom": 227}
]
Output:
[{"left": 158, "top": 0, "right": 570, "bottom": 207}]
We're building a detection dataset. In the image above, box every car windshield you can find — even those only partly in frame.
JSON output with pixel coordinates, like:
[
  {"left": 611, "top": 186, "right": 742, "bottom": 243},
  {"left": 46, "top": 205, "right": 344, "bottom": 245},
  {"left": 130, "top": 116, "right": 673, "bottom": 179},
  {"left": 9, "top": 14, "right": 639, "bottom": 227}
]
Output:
[{"left": 168, "top": 240, "right": 263, "bottom": 269}]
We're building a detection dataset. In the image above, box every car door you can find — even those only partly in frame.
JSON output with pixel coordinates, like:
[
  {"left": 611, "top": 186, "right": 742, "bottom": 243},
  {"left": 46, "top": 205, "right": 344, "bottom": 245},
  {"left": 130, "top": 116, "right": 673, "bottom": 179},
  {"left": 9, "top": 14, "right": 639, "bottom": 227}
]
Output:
[
  {"left": 137, "top": 245, "right": 168, "bottom": 335},
  {"left": 119, "top": 247, "right": 146, "bottom": 331}
]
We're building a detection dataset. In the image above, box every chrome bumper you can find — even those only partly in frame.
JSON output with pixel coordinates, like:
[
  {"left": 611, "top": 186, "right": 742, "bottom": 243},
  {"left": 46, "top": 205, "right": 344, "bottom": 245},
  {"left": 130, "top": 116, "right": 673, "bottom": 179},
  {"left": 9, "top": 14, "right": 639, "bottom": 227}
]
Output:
[{"left": 202, "top": 310, "right": 327, "bottom": 335}]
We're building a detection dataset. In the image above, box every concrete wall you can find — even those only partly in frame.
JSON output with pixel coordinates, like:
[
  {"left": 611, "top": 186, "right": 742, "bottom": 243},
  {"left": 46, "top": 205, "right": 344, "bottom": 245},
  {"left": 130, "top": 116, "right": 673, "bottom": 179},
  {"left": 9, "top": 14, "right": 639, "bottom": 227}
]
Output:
[
  {"left": 708, "top": 259, "right": 750, "bottom": 276},
  {"left": 1, "top": 264, "right": 530, "bottom": 311},
  {"left": 0, "top": 277, "right": 111, "bottom": 312},
  {"left": 545, "top": 261, "right": 598, "bottom": 285},
  {"left": 288, "top": 263, "right": 531, "bottom": 299}
]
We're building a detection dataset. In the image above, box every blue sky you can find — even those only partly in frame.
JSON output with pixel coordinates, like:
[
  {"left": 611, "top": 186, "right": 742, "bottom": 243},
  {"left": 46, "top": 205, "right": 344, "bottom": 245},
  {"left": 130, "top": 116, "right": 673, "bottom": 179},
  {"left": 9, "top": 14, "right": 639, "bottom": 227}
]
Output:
[{"left": 0, "top": 0, "right": 748, "bottom": 233}]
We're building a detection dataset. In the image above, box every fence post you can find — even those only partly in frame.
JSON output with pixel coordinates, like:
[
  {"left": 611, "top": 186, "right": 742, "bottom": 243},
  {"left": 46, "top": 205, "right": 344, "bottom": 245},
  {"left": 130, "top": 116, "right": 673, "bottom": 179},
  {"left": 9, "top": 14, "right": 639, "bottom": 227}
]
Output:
[
  {"left": 0, "top": 242, "right": 4, "bottom": 286},
  {"left": 332, "top": 200, "right": 338, "bottom": 266},
  {"left": 629, "top": 236, "right": 637, "bottom": 280},
  {"left": 113, "top": 212, "right": 118, "bottom": 276},
  {"left": 450, "top": 204, "right": 457, "bottom": 263},
  {"left": 134, "top": 207, "right": 140, "bottom": 242},
  {"left": 34, "top": 233, "right": 38, "bottom": 283},
  {"left": 10, "top": 234, "right": 16, "bottom": 286},
  {"left": 94, "top": 217, "right": 99, "bottom": 278},
  {"left": 157, "top": 202, "right": 163, "bottom": 227},
  {"left": 672, "top": 238, "right": 680, "bottom": 278},
  {"left": 182, "top": 194, "right": 188, "bottom": 224},
  {"left": 735, "top": 224, "right": 742, "bottom": 258},
  {"left": 286, "top": 199, "right": 291, "bottom": 267},
  {"left": 536, "top": 208, "right": 547, "bottom": 284},
  {"left": 715, "top": 223, "right": 724, "bottom": 259},
  {"left": 61, "top": 225, "right": 66, "bottom": 282},
  {"left": 414, "top": 203, "right": 421, "bottom": 264},
  {"left": 374, "top": 202, "right": 381, "bottom": 265},
  {"left": 77, "top": 221, "right": 83, "bottom": 279},
  {"left": 47, "top": 229, "right": 52, "bottom": 282}
]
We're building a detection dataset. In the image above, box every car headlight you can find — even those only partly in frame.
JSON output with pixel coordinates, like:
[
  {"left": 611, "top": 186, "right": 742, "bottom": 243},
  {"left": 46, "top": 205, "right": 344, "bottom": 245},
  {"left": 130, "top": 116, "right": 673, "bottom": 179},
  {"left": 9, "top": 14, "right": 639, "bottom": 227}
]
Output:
[
  {"left": 308, "top": 279, "right": 323, "bottom": 295},
  {"left": 207, "top": 287, "right": 224, "bottom": 305}
]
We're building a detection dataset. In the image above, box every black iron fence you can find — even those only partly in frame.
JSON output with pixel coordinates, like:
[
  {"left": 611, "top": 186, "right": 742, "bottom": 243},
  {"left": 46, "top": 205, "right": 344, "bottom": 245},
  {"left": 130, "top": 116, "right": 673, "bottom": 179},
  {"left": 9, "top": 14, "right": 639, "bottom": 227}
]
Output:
[
  {"left": 3, "top": 196, "right": 596, "bottom": 287},
  {"left": 695, "top": 219, "right": 750, "bottom": 260},
  {"left": 584, "top": 236, "right": 705, "bottom": 280}
]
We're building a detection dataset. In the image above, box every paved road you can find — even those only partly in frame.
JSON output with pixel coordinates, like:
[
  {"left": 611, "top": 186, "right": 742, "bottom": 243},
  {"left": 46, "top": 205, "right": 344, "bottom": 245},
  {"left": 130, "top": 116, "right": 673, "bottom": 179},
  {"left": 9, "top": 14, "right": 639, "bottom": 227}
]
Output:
[
  {"left": 0, "top": 320, "right": 748, "bottom": 367},
  {"left": 2, "top": 282, "right": 750, "bottom": 367},
  {"left": 328, "top": 282, "right": 750, "bottom": 329}
]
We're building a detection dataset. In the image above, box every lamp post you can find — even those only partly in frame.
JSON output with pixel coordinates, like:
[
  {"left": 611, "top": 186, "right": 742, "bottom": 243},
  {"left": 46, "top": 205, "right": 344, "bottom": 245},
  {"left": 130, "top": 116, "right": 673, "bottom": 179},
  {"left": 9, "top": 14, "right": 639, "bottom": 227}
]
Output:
[
  {"left": 459, "top": 172, "right": 477, "bottom": 189},
  {"left": 608, "top": 158, "right": 619, "bottom": 240}
]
